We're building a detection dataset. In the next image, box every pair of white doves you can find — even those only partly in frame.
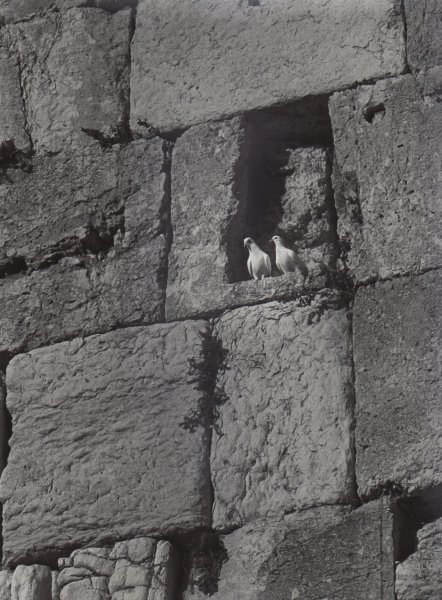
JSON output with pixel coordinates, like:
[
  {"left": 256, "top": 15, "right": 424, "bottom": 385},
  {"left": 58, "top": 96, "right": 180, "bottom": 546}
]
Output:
[{"left": 244, "top": 236, "right": 306, "bottom": 280}]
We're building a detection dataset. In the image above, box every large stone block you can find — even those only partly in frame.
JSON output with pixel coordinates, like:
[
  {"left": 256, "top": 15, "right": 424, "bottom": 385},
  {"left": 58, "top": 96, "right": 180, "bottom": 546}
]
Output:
[
  {"left": 396, "top": 516, "right": 442, "bottom": 600},
  {"left": 330, "top": 74, "right": 442, "bottom": 282},
  {"left": 131, "top": 0, "right": 405, "bottom": 133},
  {"left": 0, "top": 321, "right": 211, "bottom": 566},
  {"left": 2, "top": 7, "right": 131, "bottom": 153},
  {"left": 354, "top": 271, "right": 442, "bottom": 498},
  {"left": 167, "top": 115, "right": 339, "bottom": 320},
  {"left": 184, "top": 500, "right": 395, "bottom": 600},
  {"left": 211, "top": 297, "right": 354, "bottom": 530},
  {"left": 404, "top": 0, "right": 442, "bottom": 72},
  {"left": 0, "top": 139, "right": 168, "bottom": 354}
]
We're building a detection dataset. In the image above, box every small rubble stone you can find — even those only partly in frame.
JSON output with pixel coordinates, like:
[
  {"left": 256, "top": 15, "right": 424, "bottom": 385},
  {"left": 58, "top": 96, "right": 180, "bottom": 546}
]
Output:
[
  {"left": 211, "top": 298, "right": 354, "bottom": 529},
  {"left": 354, "top": 271, "right": 442, "bottom": 498},
  {"left": 2, "top": 7, "right": 131, "bottom": 153},
  {"left": 110, "top": 539, "right": 156, "bottom": 564},
  {"left": 60, "top": 577, "right": 108, "bottom": 600},
  {"left": 0, "top": 322, "right": 211, "bottom": 565},
  {"left": 11, "top": 565, "right": 53, "bottom": 600},
  {"left": 184, "top": 500, "right": 395, "bottom": 600},
  {"left": 147, "top": 542, "right": 177, "bottom": 600},
  {"left": 131, "top": 0, "right": 404, "bottom": 132},
  {"left": 396, "top": 516, "right": 442, "bottom": 600},
  {"left": 330, "top": 74, "right": 442, "bottom": 282}
]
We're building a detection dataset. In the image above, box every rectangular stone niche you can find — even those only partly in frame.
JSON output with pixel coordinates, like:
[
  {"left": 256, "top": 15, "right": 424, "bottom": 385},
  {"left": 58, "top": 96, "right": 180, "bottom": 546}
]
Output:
[{"left": 166, "top": 96, "right": 340, "bottom": 320}]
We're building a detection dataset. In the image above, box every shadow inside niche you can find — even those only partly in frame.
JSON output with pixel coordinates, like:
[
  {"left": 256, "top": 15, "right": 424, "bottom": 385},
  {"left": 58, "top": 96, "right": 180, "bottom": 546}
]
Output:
[
  {"left": 175, "top": 531, "right": 228, "bottom": 598},
  {"left": 393, "top": 484, "right": 442, "bottom": 563},
  {"left": 225, "top": 95, "right": 337, "bottom": 283}
]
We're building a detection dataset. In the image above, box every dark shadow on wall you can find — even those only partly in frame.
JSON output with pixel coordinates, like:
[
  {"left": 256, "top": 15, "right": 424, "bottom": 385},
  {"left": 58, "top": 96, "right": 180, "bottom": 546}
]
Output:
[{"left": 393, "top": 484, "right": 442, "bottom": 562}]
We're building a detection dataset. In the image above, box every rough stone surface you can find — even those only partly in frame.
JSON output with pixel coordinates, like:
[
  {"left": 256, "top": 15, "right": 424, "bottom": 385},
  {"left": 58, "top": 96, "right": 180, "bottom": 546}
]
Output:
[
  {"left": 354, "top": 271, "right": 442, "bottom": 498},
  {"left": 0, "top": 322, "right": 211, "bottom": 565},
  {"left": 11, "top": 565, "right": 53, "bottom": 600},
  {"left": 2, "top": 7, "right": 131, "bottom": 153},
  {"left": 0, "top": 49, "right": 30, "bottom": 153},
  {"left": 211, "top": 298, "right": 354, "bottom": 530},
  {"left": 167, "top": 117, "right": 339, "bottom": 320},
  {"left": 330, "top": 74, "right": 442, "bottom": 282},
  {"left": 185, "top": 500, "right": 395, "bottom": 600},
  {"left": 396, "top": 516, "right": 442, "bottom": 600},
  {"left": 0, "top": 139, "right": 168, "bottom": 354},
  {"left": 56, "top": 537, "right": 177, "bottom": 600},
  {"left": 404, "top": 0, "right": 442, "bottom": 72},
  {"left": 0, "top": 0, "right": 136, "bottom": 22},
  {"left": 0, "top": 571, "right": 12, "bottom": 599},
  {"left": 131, "top": 0, "right": 405, "bottom": 132}
]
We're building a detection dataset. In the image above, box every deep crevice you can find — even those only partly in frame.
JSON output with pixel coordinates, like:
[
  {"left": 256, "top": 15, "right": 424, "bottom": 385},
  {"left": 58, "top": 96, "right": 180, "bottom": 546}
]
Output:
[
  {"left": 0, "top": 140, "right": 33, "bottom": 183},
  {"left": 0, "top": 355, "right": 13, "bottom": 566},
  {"left": 355, "top": 264, "right": 442, "bottom": 291},
  {"left": 156, "top": 140, "right": 174, "bottom": 320},
  {"left": 173, "top": 531, "right": 228, "bottom": 599},
  {"left": 347, "top": 305, "right": 363, "bottom": 509},
  {"left": 80, "top": 125, "right": 133, "bottom": 149},
  {"left": 399, "top": 0, "right": 412, "bottom": 74}
]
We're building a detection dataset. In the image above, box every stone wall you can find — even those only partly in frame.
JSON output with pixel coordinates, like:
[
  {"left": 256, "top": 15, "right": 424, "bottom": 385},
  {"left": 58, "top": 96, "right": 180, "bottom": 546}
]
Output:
[{"left": 0, "top": 0, "right": 440, "bottom": 598}]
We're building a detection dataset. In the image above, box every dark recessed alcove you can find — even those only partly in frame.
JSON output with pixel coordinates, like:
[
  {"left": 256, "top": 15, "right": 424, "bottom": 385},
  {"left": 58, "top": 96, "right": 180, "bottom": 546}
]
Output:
[
  {"left": 393, "top": 485, "right": 442, "bottom": 563},
  {"left": 226, "top": 95, "right": 337, "bottom": 283}
]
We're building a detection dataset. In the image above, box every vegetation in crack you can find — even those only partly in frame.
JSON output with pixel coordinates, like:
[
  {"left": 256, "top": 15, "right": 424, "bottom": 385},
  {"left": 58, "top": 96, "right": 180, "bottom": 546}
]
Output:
[{"left": 180, "top": 327, "right": 228, "bottom": 436}]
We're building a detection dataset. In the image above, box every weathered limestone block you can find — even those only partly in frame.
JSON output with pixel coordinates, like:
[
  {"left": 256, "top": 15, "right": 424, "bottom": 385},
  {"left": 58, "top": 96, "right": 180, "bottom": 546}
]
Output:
[
  {"left": 0, "top": 139, "right": 168, "bottom": 354},
  {"left": 0, "top": 50, "right": 30, "bottom": 152},
  {"left": 211, "top": 298, "right": 354, "bottom": 530},
  {"left": 185, "top": 500, "right": 395, "bottom": 600},
  {"left": 0, "top": 146, "right": 124, "bottom": 268},
  {"left": 167, "top": 118, "right": 337, "bottom": 320},
  {"left": 0, "top": 322, "right": 211, "bottom": 566},
  {"left": 60, "top": 577, "right": 108, "bottom": 600},
  {"left": 330, "top": 74, "right": 442, "bottom": 282},
  {"left": 11, "top": 565, "right": 53, "bottom": 600},
  {"left": 354, "top": 271, "right": 442, "bottom": 498},
  {"left": 396, "top": 516, "right": 442, "bottom": 600},
  {"left": 131, "top": 0, "right": 405, "bottom": 133},
  {"left": 404, "top": 0, "right": 442, "bottom": 72},
  {"left": 2, "top": 7, "right": 131, "bottom": 153},
  {"left": 146, "top": 541, "right": 178, "bottom": 600}
]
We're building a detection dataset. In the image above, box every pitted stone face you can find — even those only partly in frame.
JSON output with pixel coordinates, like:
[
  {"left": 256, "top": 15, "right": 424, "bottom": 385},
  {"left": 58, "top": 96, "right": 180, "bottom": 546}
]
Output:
[
  {"left": 0, "top": 321, "right": 212, "bottom": 566},
  {"left": 130, "top": 0, "right": 405, "bottom": 133},
  {"left": 0, "top": 7, "right": 132, "bottom": 154},
  {"left": 329, "top": 74, "right": 442, "bottom": 283},
  {"left": 0, "top": 139, "right": 169, "bottom": 355},
  {"left": 354, "top": 271, "right": 442, "bottom": 498},
  {"left": 210, "top": 297, "right": 354, "bottom": 529}
]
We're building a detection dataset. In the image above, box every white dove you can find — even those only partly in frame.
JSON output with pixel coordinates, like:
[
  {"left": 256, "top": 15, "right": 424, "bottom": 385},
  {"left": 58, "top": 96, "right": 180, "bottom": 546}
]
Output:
[
  {"left": 271, "top": 235, "right": 308, "bottom": 276},
  {"left": 244, "top": 237, "right": 272, "bottom": 280}
]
